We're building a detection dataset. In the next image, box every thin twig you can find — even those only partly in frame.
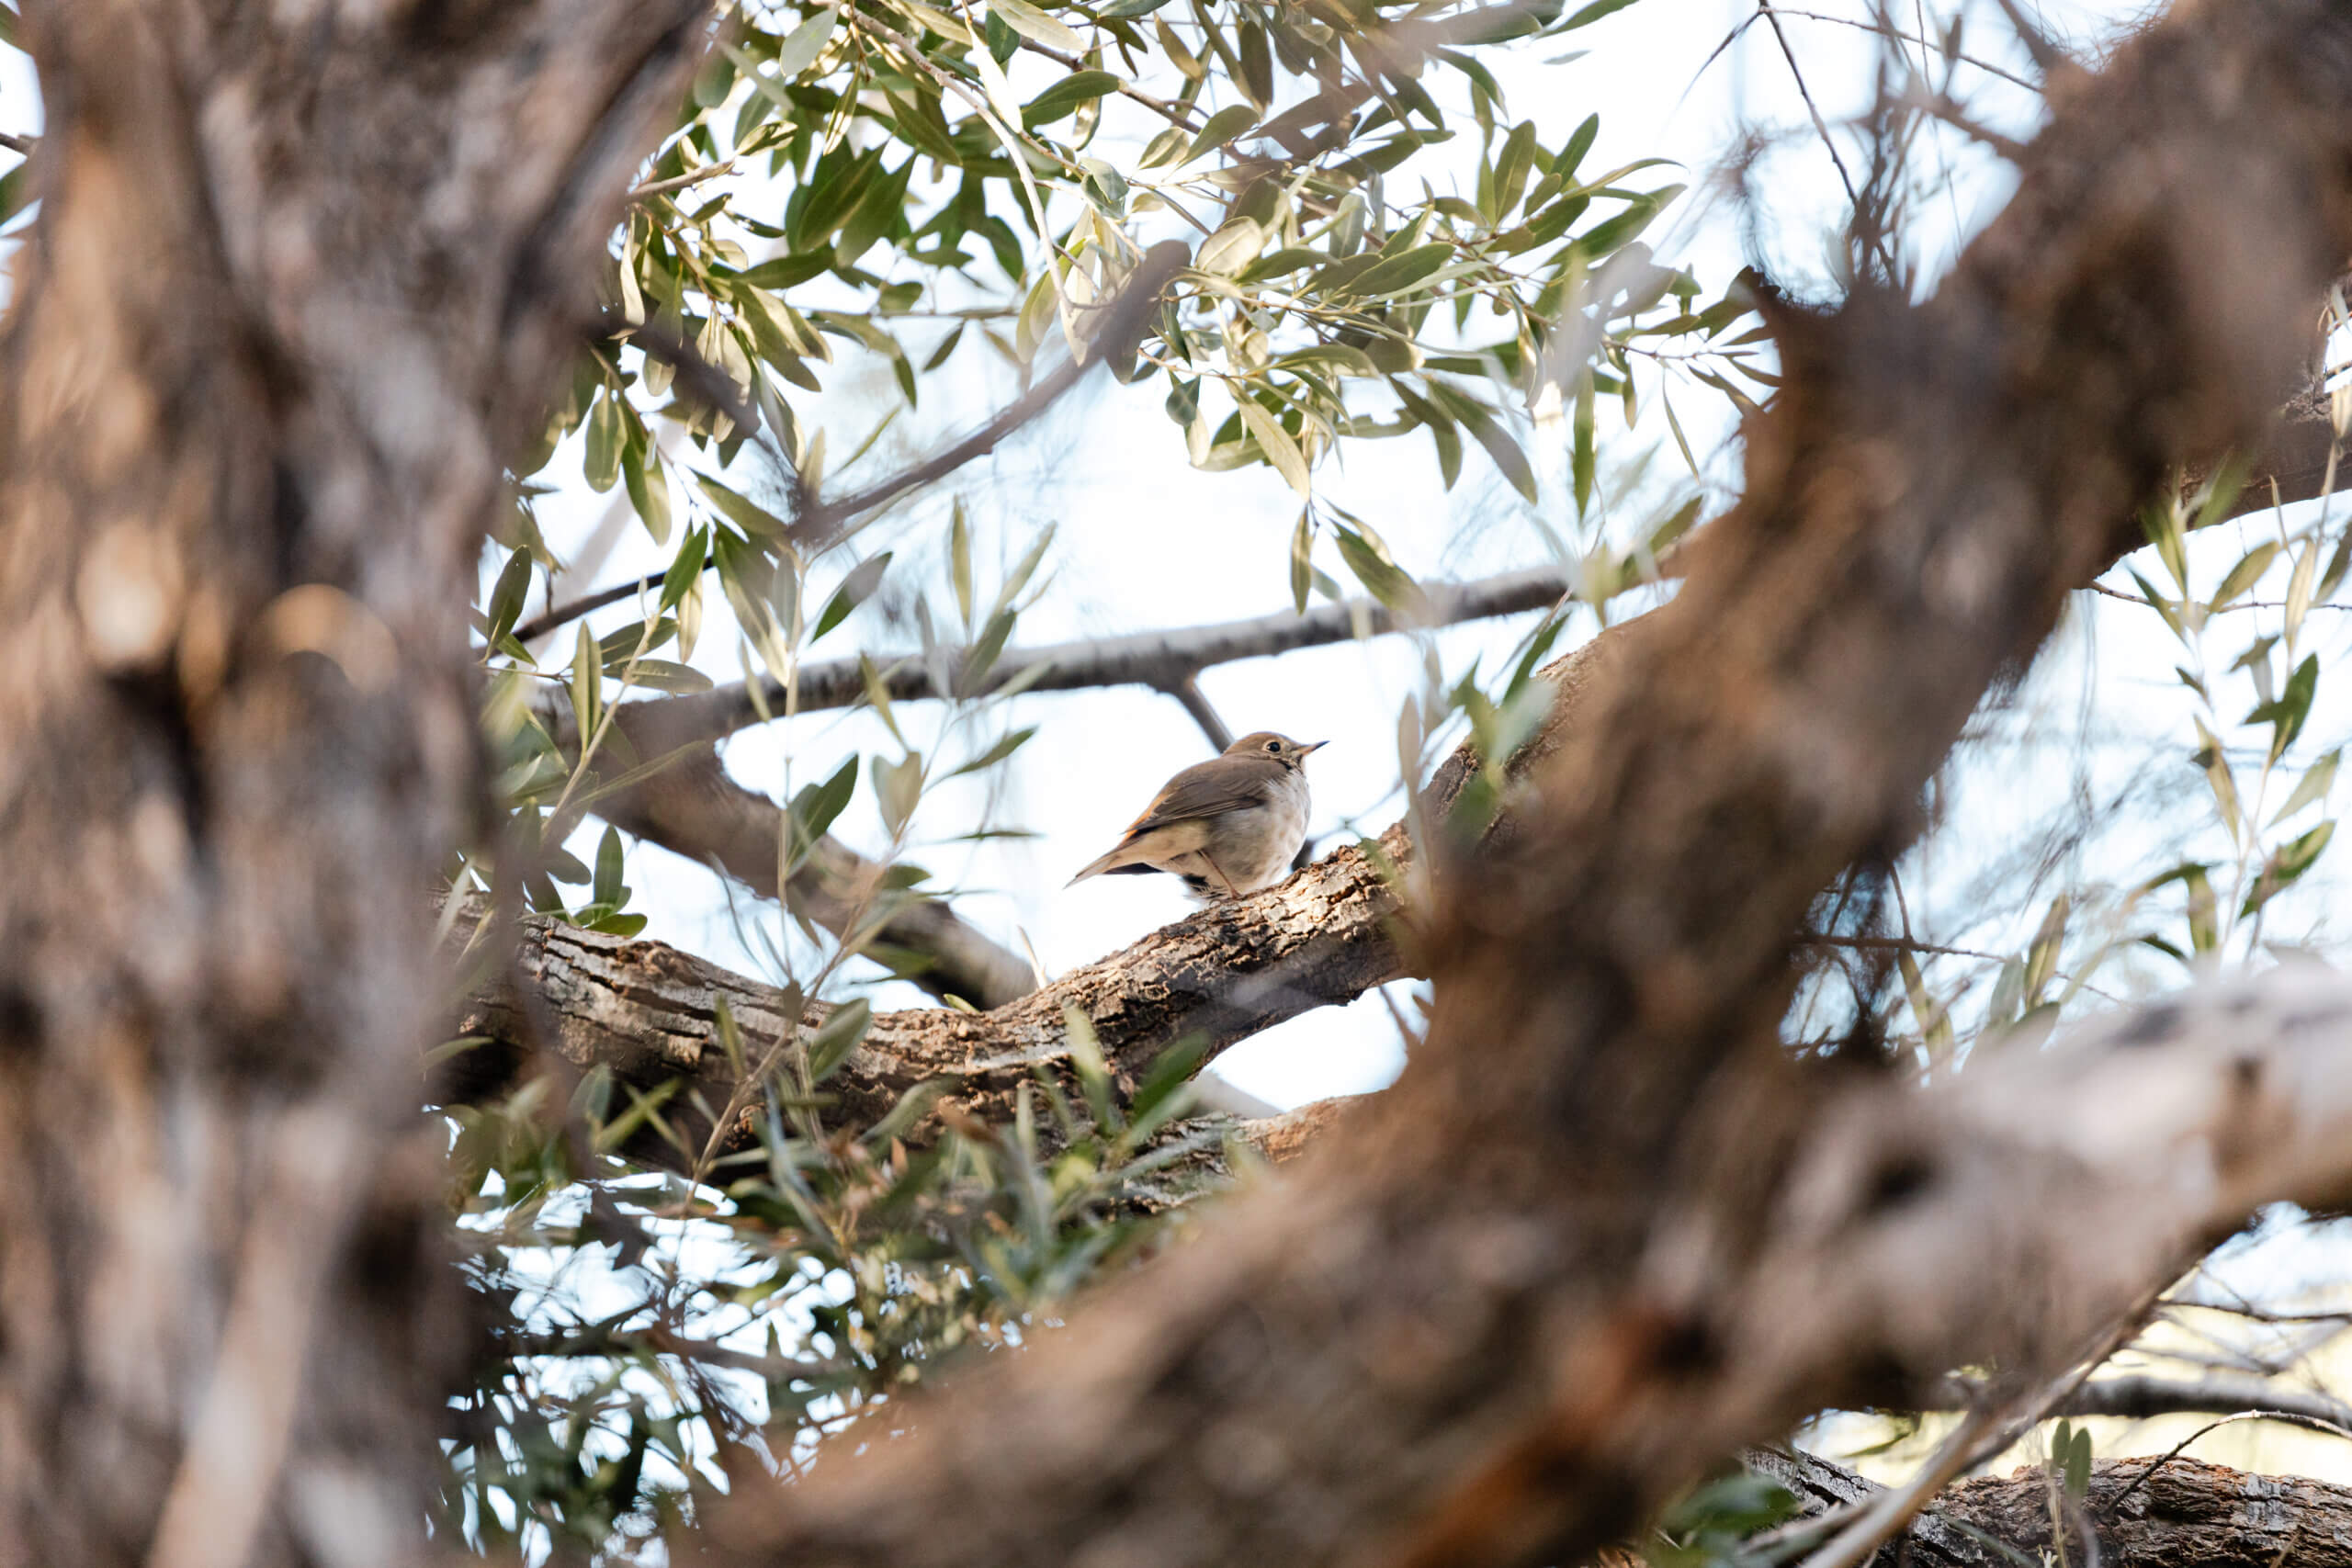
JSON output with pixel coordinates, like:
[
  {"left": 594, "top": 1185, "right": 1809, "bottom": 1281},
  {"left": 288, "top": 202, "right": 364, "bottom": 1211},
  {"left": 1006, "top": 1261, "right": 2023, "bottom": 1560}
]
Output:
[
  {"left": 629, "top": 160, "right": 736, "bottom": 204},
  {"left": 2107, "top": 1408, "right": 2352, "bottom": 1513},
  {"left": 639, "top": 563, "right": 1572, "bottom": 750},
  {"left": 1758, "top": 0, "right": 1863, "bottom": 214}
]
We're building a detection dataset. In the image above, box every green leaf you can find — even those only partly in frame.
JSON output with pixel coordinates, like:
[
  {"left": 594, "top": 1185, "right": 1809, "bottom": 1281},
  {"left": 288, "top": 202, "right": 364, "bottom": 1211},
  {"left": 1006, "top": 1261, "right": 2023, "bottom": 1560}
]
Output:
[
  {"left": 2246, "top": 652, "right": 2321, "bottom": 763},
  {"left": 622, "top": 441, "right": 673, "bottom": 545},
  {"left": 2271, "top": 748, "right": 2339, "bottom": 827},
  {"left": 1560, "top": 0, "right": 1642, "bottom": 28},
  {"left": 1193, "top": 216, "right": 1266, "bottom": 276},
  {"left": 874, "top": 750, "right": 924, "bottom": 837},
  {"left": 2063, "top": 1425, "right": 2092, "bottom": 1501},
  {"left": 774, "top": 8, "right": 840, "bottom": 77},
  {"left": 594, "top": 824, "right": 627, "bottom": 908},
  {"left": 814, "top": 552, "right": 892, "bottom": 642},
  {"left": 1237, "top": 399, "right": 1311, "bottom": 497},
  {"left": 2211, "top": 539, "right": 2279, "bottom": 609},
  {"left": 661, "top": 526, "right": 708, "bottom": 612},
  {"left": 484, "top": 549, "right": 534, "bottom": 649},
  {"left": 951, "top": 726, "right": 1038, "bottom": 777},
  {"left": 625, "top": 659, "right": 715, "bottom": 694},
  {"left": 805, "top": 998, "right": 874, "bottom": 1082},
  {"left": 1183, "top": 104, "right": 1259, "bottom": 163},
  {"left": 2021, "top": 894, "right": 2068, "bottom": 1004},
  {"left": 584, "top": 389, "right": 623, "bottom": 492},
  {"left": 1572, "top": 371, "right": 1596, "bottom": 513},
  {"left": 695, "top": 473, "right": 790, "bottom": 538},
  {"left": 1289, "top": 506, "right": 1313, "bottom": 615},
  {"left": 1333, "top": 526, "right": 1426, "bottom": 615},
  {"left": 789, "top": 756, "right": 861, "bottom": 854},
  {"left": 1023, "top": 70, "right": 1123, "bottom": 127},
  {"left": 2245, "top": 819, "right": 2335, "bottom": 918},
  {"left": 1344, "top": 244, "right": 1454, "bottom": 299},
  {"left": 989, "top": 0, "right": 1084, "bottom": 52},
  {"left": 951, "top": 502, "right": 975, "bottom": 627},
  {"left": 571, "top": 622, "right": 601, "bottom": 739},
  {"left": 2192, "top": 715, "right": 2244, "bottom": 844}
]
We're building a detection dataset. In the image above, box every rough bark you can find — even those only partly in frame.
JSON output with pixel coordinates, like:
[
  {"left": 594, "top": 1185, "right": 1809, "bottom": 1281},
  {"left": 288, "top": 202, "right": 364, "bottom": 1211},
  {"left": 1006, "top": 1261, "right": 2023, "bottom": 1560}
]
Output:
[
  {"left": 445, "top": 834, "right": 1405, "bottom": 1172},
  {"left": 695, "top": 6, "right": 2352, "bottom": 1565},
  {"left": 1758, "top": 1448, "right": 2352, "bottom": 1568},
  {"left": 0, "top": 6, "right": 706, "bottom": 1566}
]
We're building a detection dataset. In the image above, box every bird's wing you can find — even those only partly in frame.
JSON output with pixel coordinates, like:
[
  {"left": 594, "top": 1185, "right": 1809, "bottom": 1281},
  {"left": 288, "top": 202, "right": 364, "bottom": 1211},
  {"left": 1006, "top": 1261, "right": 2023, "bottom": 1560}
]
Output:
[{"left": 1116, "top": 760, "right": 1277, "bottom": 842}]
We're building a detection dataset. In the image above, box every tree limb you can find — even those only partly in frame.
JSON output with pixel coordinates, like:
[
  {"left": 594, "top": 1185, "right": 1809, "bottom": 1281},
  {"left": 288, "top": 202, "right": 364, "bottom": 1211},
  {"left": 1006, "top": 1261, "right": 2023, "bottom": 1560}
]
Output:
[
  {"left": 442, "top": 836, "right": 1406, "bottom": 1174},
  {"left": 1754, "top": 1447, "right": 2352, "bottom": 1568},
  {"left": 573, "top": 565, "right": 1573, "bottom": 1005},
  {"left": 628, "top": 562, "right": 1576, "bottom": 750},
  {"left": 1931, "top": 1371, "right": 2352, "bottom": 1430}
]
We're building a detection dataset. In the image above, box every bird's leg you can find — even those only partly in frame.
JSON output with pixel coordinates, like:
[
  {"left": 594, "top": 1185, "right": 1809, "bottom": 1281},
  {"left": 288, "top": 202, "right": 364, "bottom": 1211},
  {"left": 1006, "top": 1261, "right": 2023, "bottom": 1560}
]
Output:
[{"left": 1203, "top": 853, "right": 1240, "bottom": 899}]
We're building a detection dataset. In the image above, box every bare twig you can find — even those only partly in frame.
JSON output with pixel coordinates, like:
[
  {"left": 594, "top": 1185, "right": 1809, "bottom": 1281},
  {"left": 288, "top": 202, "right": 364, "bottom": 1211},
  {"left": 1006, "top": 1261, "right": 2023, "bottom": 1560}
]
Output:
[
  {"left": 629, "top": 160, "right": 736, "bottom": 204},
  {"left": 643, "top": 563, "right": 1571, "bottom": 748}
]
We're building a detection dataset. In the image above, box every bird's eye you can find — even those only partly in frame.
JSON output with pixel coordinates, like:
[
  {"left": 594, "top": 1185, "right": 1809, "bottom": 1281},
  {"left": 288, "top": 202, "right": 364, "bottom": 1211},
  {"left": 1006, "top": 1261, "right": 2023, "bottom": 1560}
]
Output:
[{"left": 1264, "top": 739, "right": 1281, "bottom": 752}]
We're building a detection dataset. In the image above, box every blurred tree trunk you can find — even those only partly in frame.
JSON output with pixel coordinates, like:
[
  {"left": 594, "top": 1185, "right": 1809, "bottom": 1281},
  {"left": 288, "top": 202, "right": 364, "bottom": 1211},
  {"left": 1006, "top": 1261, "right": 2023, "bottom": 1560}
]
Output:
[{"left": 0, "top": 5, "right": 704, "bottom": 1564}]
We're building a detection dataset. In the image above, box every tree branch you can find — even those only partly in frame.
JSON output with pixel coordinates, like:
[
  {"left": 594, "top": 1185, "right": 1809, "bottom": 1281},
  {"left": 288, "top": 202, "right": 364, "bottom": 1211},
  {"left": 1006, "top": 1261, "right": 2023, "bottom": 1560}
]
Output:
[
  {"left": 637, "top": 563, "right": 1575, "bottom": 748},
  {"left": 442, "top": 834, "right": 1406, "bottom": 1175},
  {"left": 1929, "top": 1371, "right": 2352, "bottom": 1430},
  {"left": 1755, "top": 1447, "right": 2352, "bottom": 1568}
]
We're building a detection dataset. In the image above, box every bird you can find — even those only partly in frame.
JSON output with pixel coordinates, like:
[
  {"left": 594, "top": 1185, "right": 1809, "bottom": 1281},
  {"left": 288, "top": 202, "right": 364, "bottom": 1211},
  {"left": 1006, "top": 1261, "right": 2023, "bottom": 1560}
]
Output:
[{"left": 1068, "top": 731, "right": 1325, "bottom": 901}]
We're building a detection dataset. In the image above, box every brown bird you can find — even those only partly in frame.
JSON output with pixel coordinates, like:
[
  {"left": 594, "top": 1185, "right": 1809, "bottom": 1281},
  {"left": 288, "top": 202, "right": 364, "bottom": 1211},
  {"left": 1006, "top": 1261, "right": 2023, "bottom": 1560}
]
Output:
[{"left": 1068, "top": 731, "right": 1325, "bottom": 901}]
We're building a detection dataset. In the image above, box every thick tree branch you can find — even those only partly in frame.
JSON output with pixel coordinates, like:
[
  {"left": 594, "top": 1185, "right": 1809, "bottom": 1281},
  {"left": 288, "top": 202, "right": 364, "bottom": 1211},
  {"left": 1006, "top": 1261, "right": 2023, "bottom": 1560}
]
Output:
[
  {"left": 589, "top": 707, "right": 1039, "bottom": 1008},
  {"left": 1756, "top": 1448, "right": 2352, "bottom": 1568},
  {"left": 444, "top": 839, "right": 1404, "bottom": 1174},
  {"left": 573, "top": 566, "right": 1571, "bottom": 1005}
]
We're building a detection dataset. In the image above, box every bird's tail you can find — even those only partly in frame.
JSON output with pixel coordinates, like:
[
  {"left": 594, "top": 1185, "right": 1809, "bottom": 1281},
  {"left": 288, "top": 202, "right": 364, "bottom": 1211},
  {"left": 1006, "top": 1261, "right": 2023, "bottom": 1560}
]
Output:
[{"left": 1066, "top": 840, "right": 1144, "bottom": 886}]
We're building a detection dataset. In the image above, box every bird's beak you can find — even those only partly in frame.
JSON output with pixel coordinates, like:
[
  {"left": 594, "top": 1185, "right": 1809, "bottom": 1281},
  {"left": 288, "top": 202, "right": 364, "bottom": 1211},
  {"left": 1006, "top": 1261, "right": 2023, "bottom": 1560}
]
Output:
[{"left": 1302, "top": 740, "right": 1328, "bottom": 754}]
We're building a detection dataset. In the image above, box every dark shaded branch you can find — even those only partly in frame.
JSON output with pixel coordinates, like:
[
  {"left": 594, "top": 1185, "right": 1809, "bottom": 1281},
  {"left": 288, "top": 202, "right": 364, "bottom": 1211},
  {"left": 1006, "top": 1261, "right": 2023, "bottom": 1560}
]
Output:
[
  {"left": 1928, "top": 1371, "right": 2352, "bottom": 1430},
  {"left": 590, "top": 705, "right": 1037, "bottom": 1008}
]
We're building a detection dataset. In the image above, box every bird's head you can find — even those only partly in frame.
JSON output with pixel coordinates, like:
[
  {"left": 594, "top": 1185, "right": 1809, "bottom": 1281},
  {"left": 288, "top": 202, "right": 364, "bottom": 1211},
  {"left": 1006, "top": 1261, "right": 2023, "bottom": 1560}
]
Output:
[{"left": 1227, "top": 731, "right": 1326, "bottom": 770}]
